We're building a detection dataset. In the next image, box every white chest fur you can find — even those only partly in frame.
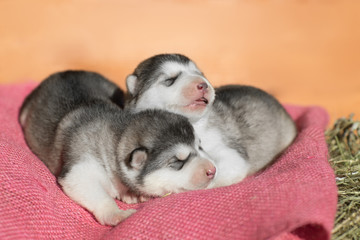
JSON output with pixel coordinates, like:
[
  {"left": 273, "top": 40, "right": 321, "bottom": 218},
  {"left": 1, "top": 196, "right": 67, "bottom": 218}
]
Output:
[{"left": 193, "top": 117, "right": 250, "bottom": 188}]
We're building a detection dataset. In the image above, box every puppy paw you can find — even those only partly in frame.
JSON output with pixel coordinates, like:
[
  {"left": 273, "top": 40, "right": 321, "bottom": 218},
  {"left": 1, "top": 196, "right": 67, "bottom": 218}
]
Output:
[
  {"left": 121, "top": 194, "right": 139, "bottom": 204},
  {"left": 138, "top": 195, "right": 151, "bottom": 202},
  {"left": 94, "top": 202, "right": 136, "bottom": 226},
  {"left": 102, "top": 209, "right": 136, "bottom": 226},
  {"left": 121, "top": 193, "right": 150, "bottom": 204}
]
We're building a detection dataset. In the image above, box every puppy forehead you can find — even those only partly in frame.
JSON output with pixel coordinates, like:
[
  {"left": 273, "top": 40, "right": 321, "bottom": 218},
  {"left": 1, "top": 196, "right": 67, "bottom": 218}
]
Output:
[
  {"left": 160, "top": 61, "right": 201, "bottom": 75},
  {"left": 156, "top": 143, "right": 193, "bottom": 160},
  {"left": 173, "top": 144, "right": 193, "bottom": 160}
]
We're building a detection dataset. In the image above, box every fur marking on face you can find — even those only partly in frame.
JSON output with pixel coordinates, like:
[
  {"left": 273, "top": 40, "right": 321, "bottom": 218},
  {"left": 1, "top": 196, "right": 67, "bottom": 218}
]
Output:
[{"left": 126, "top": 59, "right": 215, "bottom": 123}]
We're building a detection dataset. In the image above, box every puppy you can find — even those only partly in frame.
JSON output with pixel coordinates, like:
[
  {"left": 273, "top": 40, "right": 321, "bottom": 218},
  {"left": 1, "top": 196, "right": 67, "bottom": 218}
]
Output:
[
  {"left": 125, "top": 54, "right": 297, "bottom": 188},
  {"left": 19, "top": 70, "right": 216, "bottom": 226}
]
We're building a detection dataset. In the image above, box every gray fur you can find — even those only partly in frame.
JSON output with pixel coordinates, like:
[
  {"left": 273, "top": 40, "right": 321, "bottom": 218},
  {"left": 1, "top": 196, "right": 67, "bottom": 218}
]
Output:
[
  {"left": 211, "top": 85, "right": 296, "bottom": 174},
  {"left": 19, "top": 70, "right": 124, "bottom": 176}
]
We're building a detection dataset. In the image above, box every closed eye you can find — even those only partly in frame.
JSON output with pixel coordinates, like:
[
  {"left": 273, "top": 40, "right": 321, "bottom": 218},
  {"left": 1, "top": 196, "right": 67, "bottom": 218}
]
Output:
[
  {"left": 169, "top": 160, "right": 185, "bottom": 170},
  {"left": 163, "top": 73, "right": 181, "bottom": 87},
  {"left": 169, "top": 153, "right": 191, "bottom": 170}
]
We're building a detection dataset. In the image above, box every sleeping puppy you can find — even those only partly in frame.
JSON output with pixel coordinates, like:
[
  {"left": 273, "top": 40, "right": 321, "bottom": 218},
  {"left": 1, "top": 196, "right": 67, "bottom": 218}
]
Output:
[
  {"left": 125, "top": 54, "right": 297, "bottom": 188},
  {"left": 19, "top": 70, "right": 216, "bottom": 226}
]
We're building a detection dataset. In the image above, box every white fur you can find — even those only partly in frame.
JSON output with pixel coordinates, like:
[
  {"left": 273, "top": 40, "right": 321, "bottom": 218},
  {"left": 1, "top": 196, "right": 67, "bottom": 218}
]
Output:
[
  {"left": 141, "top": 168, "right": 191, "bottom": 196},
  {"left": 160, "top": 61, "right": 202, "bottom": 76},
  {"left": 126, "top": 74, "right": 138, "bottom": 95},
  {"left": 175, "top": 144, "right": 192, "bottom": 160},
  {"left": 141, "top": 158, "right": 210, "bottom": 196},
  {"left": 58, "top": 154, "right": 135, "bottom": 226},
  {"left": 194, "top": 116, "right": 250, "bottom": 188},
  {"left": 19, "top": 105, "right": 29, "bottom": 127}
]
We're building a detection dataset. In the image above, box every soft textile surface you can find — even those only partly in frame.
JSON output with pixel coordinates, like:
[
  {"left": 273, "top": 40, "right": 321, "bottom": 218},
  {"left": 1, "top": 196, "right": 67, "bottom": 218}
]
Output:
[{"left": 0, "top": 83, "right": 337, "bottom": 240}]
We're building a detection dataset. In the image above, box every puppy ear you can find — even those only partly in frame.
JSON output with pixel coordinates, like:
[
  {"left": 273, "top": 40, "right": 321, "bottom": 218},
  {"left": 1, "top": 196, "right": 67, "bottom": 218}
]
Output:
[
  {"left": 129, "top": 148, "right": 148, "bottom": 170},
  {"left": 126, "top": 74, "right": 138, "bottom": 96}
]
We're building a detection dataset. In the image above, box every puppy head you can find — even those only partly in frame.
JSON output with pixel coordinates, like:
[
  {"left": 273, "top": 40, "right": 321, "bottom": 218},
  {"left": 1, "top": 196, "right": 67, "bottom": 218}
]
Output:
[
  {"left": 126, "top": 54, "right": 215, "bottom": 123},
  {"left": 139, "top": 144, "right": 216, "bottom": 196},
  {"left": 117, "top": 109, "right": 217, "bottom": 196}
]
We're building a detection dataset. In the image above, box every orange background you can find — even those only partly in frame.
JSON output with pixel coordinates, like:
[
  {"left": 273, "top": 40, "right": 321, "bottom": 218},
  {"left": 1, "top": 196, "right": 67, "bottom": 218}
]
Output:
[{"left": 1, "top": 0, "right": 359, "bottom": 125}]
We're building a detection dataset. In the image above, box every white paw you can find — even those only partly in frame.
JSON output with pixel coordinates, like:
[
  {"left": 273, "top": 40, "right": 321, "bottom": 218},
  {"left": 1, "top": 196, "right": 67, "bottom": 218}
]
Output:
[
  {"left": 138, "top": 195, "right": 151, "bottom": 202},
  {"left": 94, "top": 201, "right": 136, "bottom": 226},
  {"left": 121, "top": 194, "right": 139, "bottom": 204},
  {"left": 121, "top": 193, "right": 150, "bottom": 204}
]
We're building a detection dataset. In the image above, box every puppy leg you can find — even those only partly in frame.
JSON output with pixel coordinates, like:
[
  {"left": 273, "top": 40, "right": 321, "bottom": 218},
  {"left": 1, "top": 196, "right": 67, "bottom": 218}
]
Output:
[{"left": 58, "top": 157, "right": 136, "bottom": 226}]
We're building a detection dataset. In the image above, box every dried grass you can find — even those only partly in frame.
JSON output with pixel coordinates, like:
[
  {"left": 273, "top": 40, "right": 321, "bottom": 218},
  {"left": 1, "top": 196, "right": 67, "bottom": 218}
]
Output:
[{"left": 325, "top": 114, "right": 360, "bottom": 240}]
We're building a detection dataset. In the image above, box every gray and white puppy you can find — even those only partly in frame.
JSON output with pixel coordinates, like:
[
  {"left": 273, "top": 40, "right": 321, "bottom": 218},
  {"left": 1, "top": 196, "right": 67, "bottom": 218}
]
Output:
[
  {"left": 19, "top": 70, "right": 216, "bottom": 226},
  {"left": 126, "top": 54, "right": 297, "bottom": 188}
]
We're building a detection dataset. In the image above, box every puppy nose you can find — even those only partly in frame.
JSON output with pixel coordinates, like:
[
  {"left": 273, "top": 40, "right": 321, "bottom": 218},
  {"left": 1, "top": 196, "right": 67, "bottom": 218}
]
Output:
[
  {"left": 197, "top": 82, "right": 208, "bottom": 91},
  {"left": 206, "top": 166, "right": 216, "bottom": 179}
]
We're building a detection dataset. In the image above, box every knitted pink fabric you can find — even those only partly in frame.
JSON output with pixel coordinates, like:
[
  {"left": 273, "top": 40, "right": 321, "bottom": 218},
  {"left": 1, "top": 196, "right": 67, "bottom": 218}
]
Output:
[{"left": 0, "top": 83, "right": 337, "bottom": 240}]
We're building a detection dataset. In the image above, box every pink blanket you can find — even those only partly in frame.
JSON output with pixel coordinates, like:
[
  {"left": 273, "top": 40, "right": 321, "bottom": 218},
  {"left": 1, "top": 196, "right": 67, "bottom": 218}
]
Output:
[{"left": 0, "top": 83, "right": 337, "bottom": 240}]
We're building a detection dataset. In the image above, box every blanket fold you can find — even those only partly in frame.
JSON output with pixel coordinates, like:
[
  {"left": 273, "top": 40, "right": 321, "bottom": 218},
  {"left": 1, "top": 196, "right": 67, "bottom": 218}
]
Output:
[{"left": 0, "top": 83, "right": 337, "bottom": 240}]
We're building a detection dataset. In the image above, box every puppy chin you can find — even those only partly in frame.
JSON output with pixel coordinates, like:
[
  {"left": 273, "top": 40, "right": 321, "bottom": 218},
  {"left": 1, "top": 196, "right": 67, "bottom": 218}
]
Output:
[{"left": 180, "top": 105, "right": 209, "bottom": 122}]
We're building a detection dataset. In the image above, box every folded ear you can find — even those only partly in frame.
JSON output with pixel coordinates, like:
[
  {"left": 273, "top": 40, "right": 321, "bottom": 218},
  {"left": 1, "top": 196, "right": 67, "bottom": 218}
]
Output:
[
  {"left": 129, "top": 147, "right": 148, "bottom": 170},
  {"left": 126, "top": 74, "right": 138, "bottom": 96}
]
